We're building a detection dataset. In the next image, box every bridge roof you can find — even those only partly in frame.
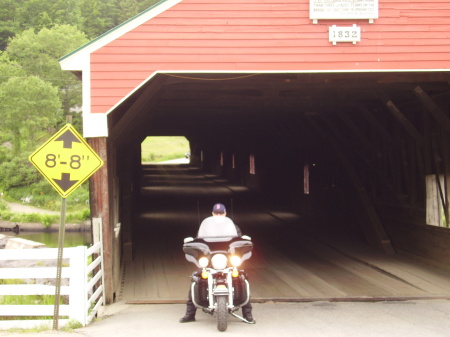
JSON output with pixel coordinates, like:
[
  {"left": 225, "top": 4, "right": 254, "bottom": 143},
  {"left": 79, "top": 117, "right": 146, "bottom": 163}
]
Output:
[{"left": 60, "top": 0, "right": 450, "bottom": 137}]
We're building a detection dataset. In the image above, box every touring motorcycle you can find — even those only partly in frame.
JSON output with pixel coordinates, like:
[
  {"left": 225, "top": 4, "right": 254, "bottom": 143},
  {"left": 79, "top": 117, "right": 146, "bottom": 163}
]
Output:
[{"left": 183, "top": 235, "right": 253, "bottom": 331}]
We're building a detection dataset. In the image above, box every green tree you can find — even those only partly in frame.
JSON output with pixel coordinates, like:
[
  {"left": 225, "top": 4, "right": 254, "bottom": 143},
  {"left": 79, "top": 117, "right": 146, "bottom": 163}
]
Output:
[
  {"left": 100, "top": 0, "right": 120, "bottom": 27},
  {"left": 118, "top": 0, "right": 140, "bottom": 23},
  {"left": 81, "top": 0, "right": 155, "bottom": 38},
  {"left": 15, "top": 0, "right": 82, "bottom": 32},
  {"left": 6, "top": 25, "right": 87, "bottom": 85},
  {"left": 0, "top": 52, "right": 26, "bottom": 85},
  {"left": 0, "top": 152, "right": 40, "bottom": 190},
  {"left": 6, "top": 25, "right": 88, "bottom": 120},
  {"left": 0, "top": 0, "right": 21, "bottom": 51},
  {"left": 137, "top": 0, "right": 161, "bottom": 12},
  {"left": 51, "top": 0, "right": 82, "bottom": 27},
  {"left": 80, "top": 0, "right": 115, "bottom": 38},
  {"left": 0, "top": 76, "right": 61, "bottom": 155},
  {"left": 15, "top": 0, "right": 54, "bottom": 32}
]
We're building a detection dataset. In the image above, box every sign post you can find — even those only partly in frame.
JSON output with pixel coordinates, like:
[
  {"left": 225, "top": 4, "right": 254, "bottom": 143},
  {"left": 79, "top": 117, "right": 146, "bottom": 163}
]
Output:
[
  {"left": 52, "top": 197, "right": 66, "bottom": 330},
  {"left": 29, "top": 124, "right": 103, "bottom": 330}
]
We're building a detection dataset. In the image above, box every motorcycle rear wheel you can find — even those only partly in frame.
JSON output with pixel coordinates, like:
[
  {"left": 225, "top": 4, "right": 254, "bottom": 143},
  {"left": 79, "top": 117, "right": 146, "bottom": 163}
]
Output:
[{"left": 216, "top": 296, "right": 228, "bottom": 332}]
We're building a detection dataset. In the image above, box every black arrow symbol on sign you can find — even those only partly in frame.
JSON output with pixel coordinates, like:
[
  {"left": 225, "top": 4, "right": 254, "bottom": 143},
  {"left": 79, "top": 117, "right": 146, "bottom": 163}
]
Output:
[
  {"left": 54, "top": 129, "right": 81, "bottom": 149},
  {"left": 53, "top": 173, "right": 79, "bottom": 192}
]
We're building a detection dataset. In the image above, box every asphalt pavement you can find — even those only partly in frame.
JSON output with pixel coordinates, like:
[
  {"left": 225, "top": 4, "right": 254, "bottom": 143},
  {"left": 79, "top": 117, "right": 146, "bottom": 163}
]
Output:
[{"left": 1, "top": 300, "right": 450, "bottom": 337}]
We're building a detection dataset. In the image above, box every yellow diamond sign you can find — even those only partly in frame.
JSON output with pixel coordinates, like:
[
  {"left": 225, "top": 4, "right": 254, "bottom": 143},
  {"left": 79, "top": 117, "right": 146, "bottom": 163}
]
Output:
[{"left": 29, "top": 124, "right": 104, "bottom": 198}]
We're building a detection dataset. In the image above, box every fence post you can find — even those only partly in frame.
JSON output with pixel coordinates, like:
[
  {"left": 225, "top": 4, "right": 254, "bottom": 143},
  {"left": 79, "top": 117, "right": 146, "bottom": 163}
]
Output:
[{"left": 69, "top": 246, "right": 87, "bottom": 326}]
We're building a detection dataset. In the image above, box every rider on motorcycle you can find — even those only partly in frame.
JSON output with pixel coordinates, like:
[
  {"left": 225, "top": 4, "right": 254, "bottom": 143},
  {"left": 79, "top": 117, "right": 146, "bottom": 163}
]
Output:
[{"left": 179, "top": 203, "right": 255, "bottom": 324}]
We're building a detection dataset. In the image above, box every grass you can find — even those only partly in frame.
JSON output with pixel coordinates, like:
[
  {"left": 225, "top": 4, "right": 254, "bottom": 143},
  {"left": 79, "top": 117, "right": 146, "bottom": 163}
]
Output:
[
  {"left": 61, "top": 319, "right": 83, "bottom": 331},
  {"left": 141, "top": 136, "right": 189, "bottom": 163},
  {"left": 0, "top": 294, "right": 57, "bottom": 306},
  {"left": 0, "top": 202, "right": 90, "bottom": 228},
  {"left": 5, "top": 323, "right": 54, "bottom": 334},
  {"left": 0, "top": 279, "right": 66, "bottom": 307},
  {"left": 0, "top": 279, "right": 68, "bottom": 322}
]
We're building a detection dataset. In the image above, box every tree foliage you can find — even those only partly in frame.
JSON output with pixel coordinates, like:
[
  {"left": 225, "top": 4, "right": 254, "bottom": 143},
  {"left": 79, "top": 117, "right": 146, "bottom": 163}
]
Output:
[
  {"left": 0, "top": 0, "right": 162, "bottom": 51},
  {"left": 6, "top": 25, "right": 88, "bottom": 117},
  {"left": 0, "top": 76, "right": 61, "bottom": 155},
  {"left": 0, "top": 152, "right": 40, "bottom": 190},
  {"left": 0, "top": 0, "right": 19, "bottom": 50},
  {"left": 0, "top": 52, "right": 26, "bottom": 85},
  {"left": 0, "top": 0, "right": 162, "bottom": 196},
  {"left": 6, "top": 25, "right": 87, "bottom": 82}
]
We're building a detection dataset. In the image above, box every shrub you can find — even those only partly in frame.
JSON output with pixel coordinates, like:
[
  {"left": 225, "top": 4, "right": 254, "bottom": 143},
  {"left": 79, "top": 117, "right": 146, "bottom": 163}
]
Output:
[
  {"left": 62, "top": 319, "right": 83, "bottom": 331},
  {"left": 22, "top": 213, "right": 41, "bottom": 223},
  {"left": 0, "top": 153, "right": 40, "bottom": 191},
  {"left": 0, "top": 210, "right": 13, "bottom": 220},
  {"left": 42, "top": 214, "right": 58, "bottom": 228},
  {"left": 0, "top": 200, "right": 8, "bottom": 211},
  {"left": 81, "top": 208, "right": 90, "bottom": 220},
  {"left": 68, "top": 209, "right": 90, "bottom": 221}
]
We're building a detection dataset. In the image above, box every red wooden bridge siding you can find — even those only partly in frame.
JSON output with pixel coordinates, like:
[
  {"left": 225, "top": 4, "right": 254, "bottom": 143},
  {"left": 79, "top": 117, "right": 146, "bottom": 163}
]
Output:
[{"left": 90, "top": 0, "right": 450, "bottom": 114}]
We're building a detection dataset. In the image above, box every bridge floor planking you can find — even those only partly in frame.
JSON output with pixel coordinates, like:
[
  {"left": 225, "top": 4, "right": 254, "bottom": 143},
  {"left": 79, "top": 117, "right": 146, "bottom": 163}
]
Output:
[{"left": 121, "top": 165, "right": 450, "bottom": 303}]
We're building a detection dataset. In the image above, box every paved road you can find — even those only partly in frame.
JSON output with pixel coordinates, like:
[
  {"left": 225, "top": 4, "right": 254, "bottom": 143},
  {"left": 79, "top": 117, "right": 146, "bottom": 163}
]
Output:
[{"left": 1, "top": 300, "right": 449, "bottom": 337}]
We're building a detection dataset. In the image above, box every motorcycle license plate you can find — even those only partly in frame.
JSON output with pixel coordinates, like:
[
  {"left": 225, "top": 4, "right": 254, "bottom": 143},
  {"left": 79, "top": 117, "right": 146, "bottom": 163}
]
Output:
[{"left": 214, "top": 284, "right": 228, "bottom": 294}]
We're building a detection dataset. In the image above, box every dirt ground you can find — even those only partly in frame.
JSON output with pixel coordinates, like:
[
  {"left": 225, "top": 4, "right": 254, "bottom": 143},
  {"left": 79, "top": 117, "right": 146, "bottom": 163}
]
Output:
[{"left": 4, "top": 201, "right": 59, "bottom": 215}]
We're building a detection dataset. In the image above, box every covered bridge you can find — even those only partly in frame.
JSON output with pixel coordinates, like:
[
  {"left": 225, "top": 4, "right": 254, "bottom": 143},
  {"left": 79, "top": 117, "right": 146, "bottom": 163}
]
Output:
[{"left": 60, "top": 0, "right": 450, "bottom": 305}]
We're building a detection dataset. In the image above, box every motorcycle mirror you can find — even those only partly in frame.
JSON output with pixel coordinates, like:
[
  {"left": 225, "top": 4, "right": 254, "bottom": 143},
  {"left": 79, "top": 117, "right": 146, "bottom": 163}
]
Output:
[
  {"left": 241, "top": 235, "right": 251, "bottom": 241},
  {"left": 184, "top": 237, "right": 194, "bottom": 243}
]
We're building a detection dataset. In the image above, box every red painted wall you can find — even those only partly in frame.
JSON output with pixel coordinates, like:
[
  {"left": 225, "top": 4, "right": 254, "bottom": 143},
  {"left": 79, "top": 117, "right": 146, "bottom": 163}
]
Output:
[{"left": 90, "top": 0, "right": 450, "bottom": 114}]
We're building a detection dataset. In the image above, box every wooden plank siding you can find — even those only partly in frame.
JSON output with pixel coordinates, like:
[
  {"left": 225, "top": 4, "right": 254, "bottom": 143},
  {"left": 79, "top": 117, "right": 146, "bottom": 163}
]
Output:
[{"left": 89, "top": 0, "right": 450, "bottom": 114}]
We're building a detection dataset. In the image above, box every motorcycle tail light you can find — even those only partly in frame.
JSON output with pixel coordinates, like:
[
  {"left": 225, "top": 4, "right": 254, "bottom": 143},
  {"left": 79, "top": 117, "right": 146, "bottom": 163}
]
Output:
[{"left": 211, "top": 254, "right": 228, "bottom": 270}]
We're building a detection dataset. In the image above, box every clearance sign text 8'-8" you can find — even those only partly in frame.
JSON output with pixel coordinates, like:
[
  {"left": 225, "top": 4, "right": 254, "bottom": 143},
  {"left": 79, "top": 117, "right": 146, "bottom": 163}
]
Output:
[{"left": 29, "top": 124, "right": 104, "bottom": 198}]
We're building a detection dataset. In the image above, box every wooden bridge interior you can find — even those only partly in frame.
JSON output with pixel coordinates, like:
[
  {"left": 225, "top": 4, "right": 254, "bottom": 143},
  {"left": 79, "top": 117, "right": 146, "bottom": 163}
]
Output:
[
  {"left": 106, "top": 71, "right": 450, "bottom": 303},
  {"left": 120, "top": 165, "right": 450, "bottom": 303}
]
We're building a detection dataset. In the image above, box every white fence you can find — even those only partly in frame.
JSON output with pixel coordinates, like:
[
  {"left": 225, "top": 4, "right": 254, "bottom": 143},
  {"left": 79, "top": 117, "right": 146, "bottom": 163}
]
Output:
[{"left": 0, "top": 242, "right": 104, "bottom": 329}]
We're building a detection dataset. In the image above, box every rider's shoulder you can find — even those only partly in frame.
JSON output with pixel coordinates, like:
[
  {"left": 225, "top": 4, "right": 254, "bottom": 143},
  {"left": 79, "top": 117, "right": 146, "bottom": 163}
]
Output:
[
  {"left": 201, "top": 216, "right": 235, "bottom": 224},
  {"left": 200, "top": 216, "right": 214, "bottom": 225}
]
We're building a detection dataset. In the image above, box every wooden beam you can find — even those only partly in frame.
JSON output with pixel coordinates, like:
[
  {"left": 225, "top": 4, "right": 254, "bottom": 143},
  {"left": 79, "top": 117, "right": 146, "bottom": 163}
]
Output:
[
  {"left": 431, "top": 135, "right": 448, "bottom": 227},
  {"left": 88, "top": 137, "right": 114, "bottom": 304},
  {"left": 336, "top": 111, "right": 372, "bottom": 150},
  {"left": 357, "top": 105, "right": 394, "bottom": 145},
  {"left": 445, "top": 140, "right": 450, "bottom": 227},
  {"left": 435, "top": 132, "right": 450, "bottom": 227},
  {"left": 306, "top": 117, "right": 394, "bottom": 254},
  {"left": 413, "top": 86, "right": 450, "bottom": 135},
  {"left": 407, "top": 138, "right": 419, "bottom": 205},
  {"left": 109, "top": 75, "right": 169, "bottom": 144},
  {"left": 317, "top": 114, "right": 403, "bottom": 204},
  {"left": 357, "top": 105, "right": 399, "bottom": 197},
  {"left": 385, "top": 100, "right": 425, "bottom": 147}
]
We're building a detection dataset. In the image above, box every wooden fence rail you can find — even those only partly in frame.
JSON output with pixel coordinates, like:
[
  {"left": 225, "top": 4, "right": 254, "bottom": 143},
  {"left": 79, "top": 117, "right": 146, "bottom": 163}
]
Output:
[{"left": 0, "top": 242, "right": 104, "bottom": 330}]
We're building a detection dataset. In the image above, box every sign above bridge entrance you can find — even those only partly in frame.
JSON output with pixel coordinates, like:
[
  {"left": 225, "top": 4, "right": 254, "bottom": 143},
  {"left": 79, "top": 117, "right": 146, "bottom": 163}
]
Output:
[
  {"left": 29, "top": 124, "right": 104, "bottom": 198},
  {"left": 310, "top": 0, "right": 378, "bottom": 23}
]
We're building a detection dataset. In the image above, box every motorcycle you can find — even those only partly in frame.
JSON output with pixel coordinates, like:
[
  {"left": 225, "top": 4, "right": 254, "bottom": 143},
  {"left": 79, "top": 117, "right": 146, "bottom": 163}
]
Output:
[{"left": 183, "top": 235, "right": 253, "bottom": 331}]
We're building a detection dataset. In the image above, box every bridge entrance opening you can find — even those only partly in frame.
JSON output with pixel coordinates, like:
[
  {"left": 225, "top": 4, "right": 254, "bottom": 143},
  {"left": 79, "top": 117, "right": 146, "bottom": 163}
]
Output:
[{"left": 108, "top": 72, "right": 450, "bottom": 303}]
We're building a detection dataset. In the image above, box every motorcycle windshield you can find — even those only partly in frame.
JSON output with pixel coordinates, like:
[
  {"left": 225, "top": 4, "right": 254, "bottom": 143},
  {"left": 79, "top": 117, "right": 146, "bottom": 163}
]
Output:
[
  {"left": 183, "top": 242, "right": 210, "bottom": 260},
  {"left": 183, "top": 237, "right": 253, "bottom": 260},
  {"left": 229, "top": 240, "right": 253, "bottom": 257}
]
